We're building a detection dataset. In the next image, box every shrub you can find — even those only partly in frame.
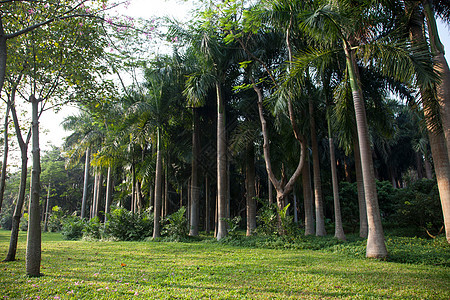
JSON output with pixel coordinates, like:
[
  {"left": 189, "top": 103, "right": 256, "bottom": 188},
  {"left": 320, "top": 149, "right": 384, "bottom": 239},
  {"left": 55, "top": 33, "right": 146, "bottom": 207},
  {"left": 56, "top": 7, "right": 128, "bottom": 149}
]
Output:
[
  {"left": 61, "top": 216, "right": 85, "bottom": 240},
  {"left": 223, "top": 215, "right": 242, "bottom": 238},
  {"left": 256, "top": 199, "right": 278, "bottom": 236},
  {"left": 0, "top": 206, "right": 13, "bottom": 230},
  {"left": 47, "top": 206, "right": 66, "bottom": 232},
  {"left": 162, "top": 206, "right": 188, "bottom": 241},
  {"left": 19, "top": 212, "right": 28, "bottom": 231},
  {"left": 83, "top": 217, "right": 102, "bottom": 240},
  {"left": 392, "top": 179, "right": 443, "bottom": 237},
  {"left": 104, "top": 208, "right": 153, "bottom": 241}
]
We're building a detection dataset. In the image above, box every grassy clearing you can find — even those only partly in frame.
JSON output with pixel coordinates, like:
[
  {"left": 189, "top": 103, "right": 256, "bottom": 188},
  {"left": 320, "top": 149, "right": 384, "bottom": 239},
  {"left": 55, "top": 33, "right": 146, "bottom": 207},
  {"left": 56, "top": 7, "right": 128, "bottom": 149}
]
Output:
[{"left": 0, "top": 230, "right": 449, "bottom": 299}]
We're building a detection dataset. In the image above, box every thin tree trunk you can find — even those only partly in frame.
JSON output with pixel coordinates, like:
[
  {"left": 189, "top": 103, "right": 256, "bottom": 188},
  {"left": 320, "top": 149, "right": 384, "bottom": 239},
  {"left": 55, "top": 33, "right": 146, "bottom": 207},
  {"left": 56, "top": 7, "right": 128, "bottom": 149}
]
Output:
[
  {"left": 0, "top": 18, "right": 6, "bottom": 95},
  {"left": 268, "top": 176, "right": 273, "bottom": 205},
  {"left": 246, "top": 144, "right": 256, "bottom": 236},
  {"left": 345, "top": 46, "right": 387, "bottom": 258},
  {"left": 4, "top": 86, "right": 30, "bottom": 262},
  {"left": 104, "top": 166, "right": 112, "bottom": 222},
  {"left": 216, "top": 82, "right": 228, "bottom": 240},
  {"left": 0, "top": 104, "right": 10, "bottom": 213},
  {"left": 136, "top": 179, "right": 142, "bottom": 214},
  {"left": 310, "top": 99, "right": 326, "bottom": 236},
  {"left": 91, "top": 171, "right": 98, "bottom": 219},
  {"left": 153, "top": 128, "right": 163, "bottom": 238},
  {"left": 81, "top": 148, "right": 90, "bottom": 219},
  {"left": 131, "top": 164, "right": 136, "bottom": 214},
  {"left": 354, "top": 137, "right": 368, "bottom": 238},
  {"left": 303, "top": 158, "right": 315, "bottom": 235},
  {"left": 43, "top": 183, "right": 50, "bottom": 232},
  {"left": 190, "top": 108, "right": 200, "bottom": 236},
  {"left": 26, "top": 95, "right": 42, "bottom": 277},
  {"left": 164, "top": 159, "right": 168, "bottom": 217},
  {"left": 327, "top": 108, "right": 345, "bottom": 240},
  {"left": 95, "top": 172, "right": 103, "bottom": 219}
]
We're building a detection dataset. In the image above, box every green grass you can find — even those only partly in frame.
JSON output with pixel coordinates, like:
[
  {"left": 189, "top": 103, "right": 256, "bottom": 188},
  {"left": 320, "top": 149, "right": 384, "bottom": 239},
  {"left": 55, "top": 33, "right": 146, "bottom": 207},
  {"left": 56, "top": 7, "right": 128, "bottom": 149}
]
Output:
[{"left": 0, "top": 230, "right": 449, "bottom": 299}]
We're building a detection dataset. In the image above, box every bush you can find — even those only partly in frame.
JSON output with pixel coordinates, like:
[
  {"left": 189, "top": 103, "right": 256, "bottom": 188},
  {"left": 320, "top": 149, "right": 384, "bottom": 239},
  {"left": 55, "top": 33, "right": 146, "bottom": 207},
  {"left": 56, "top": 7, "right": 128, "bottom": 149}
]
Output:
[
  {"left": 19, "top": 212, "right": 28, "bottom": 231},
  {"left": 83, "top": 217, "right": 102, "bottom": 240},
  {"left": 392, "top": 179, "right": 443, "bottom": 237},
  {"left": 47, "top": 206, "right": 66, "bottom": 232},
  {"left": 0, "top": 206, "right": 13, "bottom": 230},
  {"left": 256, "top": 200, "right": 278, "bottom": 236},
  {"left": 104, "top": 208, "right": 153, "bottom": 241},
  {"left": 61, "top": 216, "right": 85, "bottom": 240},
  {"left": 162, "top": 207, "right": 188, "bottom": 241}
]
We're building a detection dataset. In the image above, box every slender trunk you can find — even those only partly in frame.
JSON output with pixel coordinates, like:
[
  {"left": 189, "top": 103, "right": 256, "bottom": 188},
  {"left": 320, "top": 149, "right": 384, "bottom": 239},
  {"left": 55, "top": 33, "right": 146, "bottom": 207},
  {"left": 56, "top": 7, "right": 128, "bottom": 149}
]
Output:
[
  {"left": 94, "top": 172, "right": 103, "bottom": 219},
  {"left": 91, "top": 171, "right": 98, "bottom": 219},
  {"left": 4, "top": 148, "right": 28, "bottom": 261},
  {"left": 26, "top": 95, "right": 41, "bottom": 276},
  {"left": 214, "top": 193, "right": 218, "bottom": 238},
  {"left": 0, "top": 18, "right": 6, "bottom": 95},
  {"left": 104, "top": 166, "right": 112, "bottom": 222},
  {"left": 216, "top": 82, "right": 227, "bottom": 240},
  {"left": 302, "top": 158, "right": 315, "bottom": 235},
  {"left": 205, "top": 175, "right": 210, "bottom": 234},
  {"left": 190, "top": 108, "right": 200, "bottom": 236},
  {"left": 153, "top": 128, "right": 163, "bottom": 238},
  {"left": 164, "top": 160, "right": 168, "bottom": 217},
  {"left": 81, "top": 148, "right": 90, "bottom": 219},
  {"left": 310, "top": 99, "right": 326, "bottom": 236},
  {"left": 246, "top": 144, "right": 256, "bottom": 236},
  {"left": 0, "top": 104, "right": 10, "bottom": 212},
  {"left": 136, "top": 179, "right": 142, "bottom": 214},
  {"left": 43, "top": 183, "right": 50, "bottom": 232},
  {"left": 416, "top": 152, "right": 424, "bottom": 179},
  {"left": 354, "top": 137, "right": 368, "bottom": 238},
  {"left": 345, "top": 46, "right": 387, "bottom": 257},
  {"left": 328, "top": 108, "right": 345, "bottom": 240},
  {"left": 268, "top": 176, "right": 273, "bottom": 205},
  {"left": 131, "top": 164, "right": 136, "bottom": 213}
]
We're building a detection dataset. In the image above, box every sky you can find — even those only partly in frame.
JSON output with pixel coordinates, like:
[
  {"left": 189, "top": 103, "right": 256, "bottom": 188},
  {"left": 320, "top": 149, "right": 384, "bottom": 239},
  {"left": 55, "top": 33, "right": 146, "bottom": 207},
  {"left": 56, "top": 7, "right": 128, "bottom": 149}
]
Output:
[{"left": 39, "top": 2, "right": 450, "bottom": 153}]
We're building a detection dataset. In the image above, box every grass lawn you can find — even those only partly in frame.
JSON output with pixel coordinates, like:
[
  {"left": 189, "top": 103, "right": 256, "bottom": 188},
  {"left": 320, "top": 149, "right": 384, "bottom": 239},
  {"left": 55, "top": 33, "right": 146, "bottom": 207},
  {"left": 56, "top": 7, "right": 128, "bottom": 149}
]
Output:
[{"left": 0, "top": 230, "right": 449, "bottom": 299}]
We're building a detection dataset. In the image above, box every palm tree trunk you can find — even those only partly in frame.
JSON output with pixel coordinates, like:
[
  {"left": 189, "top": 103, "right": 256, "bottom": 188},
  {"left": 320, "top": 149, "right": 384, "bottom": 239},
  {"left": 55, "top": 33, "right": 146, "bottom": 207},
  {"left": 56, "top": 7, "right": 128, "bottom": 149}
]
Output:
[
  {"left": 345, "top": 46, "right": 387, "bottom": 258},
  {"left": 136, "top": 179, "right": 142, "bottom": 214},
  {"left": 423, "top": 1, "right": 450, "bottom": 161},
  {"left": 153, "top": 127, "right": 163, "bottom": 238},
  {"left": 43, "top": 183, "right": 50, "bottom": 232},
  {"left": 246, "top": 144, "right": 256, "bottom": 236},
  {"left": 309, "top": 99, "right": 326, "bottom": 236},
  {"left": 409, "top": 5, "right": 450, "bottom": 242},
  {"left": 328, "top": 109, "right": 345, "bottom": 240},
  {"left": 81, "top": 148, "right": 90, "bottom": 219},
  {"left": 216, "top": 82, "right": 228, "bottom": 240},
  {"left": 190, "top": 108, "right": 200, "bottom": 236},
  {"left": 354, "top": 137, "right": 368, "bottom": 238},
  {"left": 303, "top": 158, "right": 315, "bottom": 235},
  {"left": 26, "top": 95, "right": 42, "bottom": 277},
  {"left": 0, "top": 104, "right": 10, "bottom": 213},
  {"left": 94, "top": 172, "right": 103, "bottom": 219},
  {"left": 104, "top": 166, "right": 112, "bottom": 222}
]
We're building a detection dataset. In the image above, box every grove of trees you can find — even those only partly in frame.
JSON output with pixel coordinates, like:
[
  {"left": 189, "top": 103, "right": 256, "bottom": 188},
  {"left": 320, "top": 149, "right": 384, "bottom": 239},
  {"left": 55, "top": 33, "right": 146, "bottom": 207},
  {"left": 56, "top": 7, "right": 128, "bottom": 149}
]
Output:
[{"left": 0, "top": 0, "right": 449, "bottom": 276}]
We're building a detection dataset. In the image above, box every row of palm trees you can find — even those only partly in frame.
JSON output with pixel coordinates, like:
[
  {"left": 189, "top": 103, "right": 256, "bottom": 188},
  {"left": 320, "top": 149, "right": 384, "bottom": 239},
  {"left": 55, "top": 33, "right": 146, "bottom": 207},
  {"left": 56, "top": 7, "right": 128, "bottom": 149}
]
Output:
[{"left": 62, "top": 0, "right": 450, "bottom": 259}]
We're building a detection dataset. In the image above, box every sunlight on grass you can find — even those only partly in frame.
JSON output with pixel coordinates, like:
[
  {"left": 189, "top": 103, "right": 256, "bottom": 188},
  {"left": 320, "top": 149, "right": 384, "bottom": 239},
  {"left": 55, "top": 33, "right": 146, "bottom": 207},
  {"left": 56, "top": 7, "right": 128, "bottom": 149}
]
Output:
[{"left": 0, "top": 230, "right": 449, "bottom": 299}]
